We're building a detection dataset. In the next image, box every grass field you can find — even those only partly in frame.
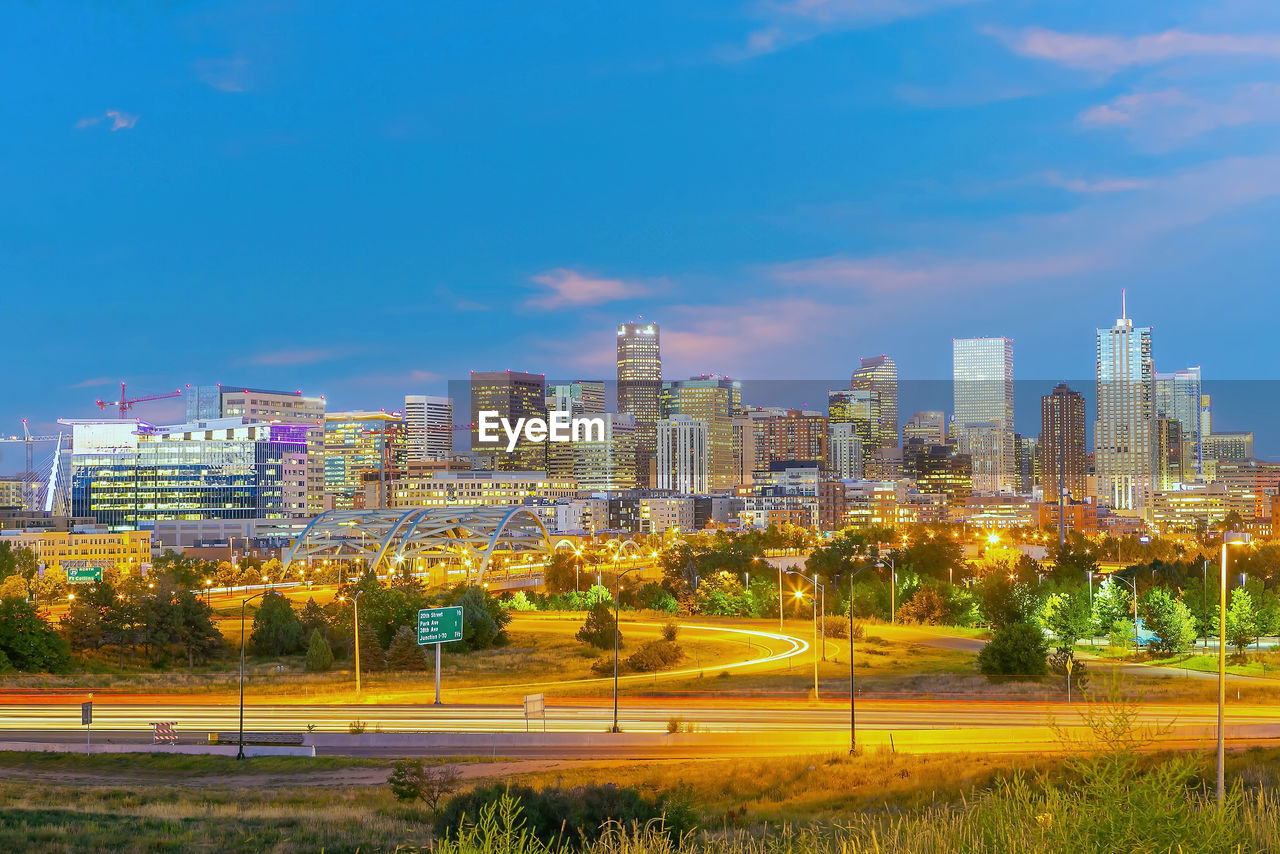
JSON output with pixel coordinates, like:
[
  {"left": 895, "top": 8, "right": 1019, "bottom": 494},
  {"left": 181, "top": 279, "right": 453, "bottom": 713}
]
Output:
[{"left": 5, "top": 745, "right": 1280, "bottom": 852}]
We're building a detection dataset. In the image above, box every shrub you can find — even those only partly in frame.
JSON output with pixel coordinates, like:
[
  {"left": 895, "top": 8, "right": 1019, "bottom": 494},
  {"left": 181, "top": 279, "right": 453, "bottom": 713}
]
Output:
[
  {"left": 625, "top": 639, "right": 683, "bottom": 672},
  {"left": 661, "top": 621, "right": 679, "bottom": 642},
  {"left": 977, "top": 622, "right": 1048, "bottom": 676},
  {"left": 446, "top": 585, "right": 512, "bottom": 651},
  {"left": 303, "top": 629, "right": 333, "bottom": 673},
  {"left": 435, "top": 782, "right": 693, "bottom": 846},
  {"left": 576, "top": 601, "right": 619, "bottom": 649},
  {"left": 896, "top": 585, "right": 950, "bottom": 625},
  {"left": 348, "top": 719, "right": 367, "bottom": 734},
  {"left": 388, "top": 759, "right": 462, "bottom": 810}
]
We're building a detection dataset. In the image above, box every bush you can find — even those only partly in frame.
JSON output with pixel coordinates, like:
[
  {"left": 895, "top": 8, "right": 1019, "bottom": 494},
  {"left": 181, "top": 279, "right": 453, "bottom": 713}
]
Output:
[
  {"left": 661, "top": 621, "right": 679, "bottom": 642},
  {"left": 388, "top": 759, "right": 462, "bottom": 810},
  {"left": 303, "top": 629, "right": 333, "bottom": 673},
  {"left": 386, "top": 625, "right": 429, "bottom": 671},
  {"left": 977, "top": 622, "right": 1048, "bottom": 676},
  {"left": 446, "top": 585, "right": 512, "bottom": 651},
  {"left": 625, "top": 639, "right": 683, "bottom": 672},
  {"left": 576, "top": 601, "right": 619, "bottom": 649},
  {"left": 248, "top": 591, "right": 305, "bottom": 656},
  {"left": 896, "top": 585, "right": 951, "bottom": 625},
  {"left": 435, "top": 782, "right": 693, "bottom": 846},
  {"left": 0, "top": 598, "right": 70, "bottom": 673}
]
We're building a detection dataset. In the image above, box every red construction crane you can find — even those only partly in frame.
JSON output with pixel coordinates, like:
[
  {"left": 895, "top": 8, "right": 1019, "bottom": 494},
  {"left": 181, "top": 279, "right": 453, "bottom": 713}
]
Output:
[{"left": 96, "top": 382, "right": 183, "bottom": 418}]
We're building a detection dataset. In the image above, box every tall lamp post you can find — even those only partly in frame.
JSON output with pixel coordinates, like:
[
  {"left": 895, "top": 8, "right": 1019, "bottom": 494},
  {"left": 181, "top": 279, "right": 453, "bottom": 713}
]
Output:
[
  {"left": 786, "top": 570, "right": 823, "bottom": 700},
  {"left": 1111, "top": 574, "right": 1140, "bottom": 658},
  {"left": 846, "top": 565, "right": 869, "bottom": 754},
  {"left": 237, "top": 591, "right": 266, "bottom": 760},
  {"left": 611, "top": 566, "right": 642, "bottom": 733},
  {"left": 353, "top": 589, "right": 366, "bottom": 695},
  {"left": 877, "top": 557, "right": 896, "bottom": 623},
  {"left": 1218, "top": 532, "right": 1251, "bottom": 803}
]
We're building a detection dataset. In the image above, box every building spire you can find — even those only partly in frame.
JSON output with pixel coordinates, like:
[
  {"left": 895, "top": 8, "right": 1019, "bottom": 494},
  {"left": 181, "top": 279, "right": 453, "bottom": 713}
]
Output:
[{"left": 1121, "top": 288, "right": 1127, "bottom": 322}]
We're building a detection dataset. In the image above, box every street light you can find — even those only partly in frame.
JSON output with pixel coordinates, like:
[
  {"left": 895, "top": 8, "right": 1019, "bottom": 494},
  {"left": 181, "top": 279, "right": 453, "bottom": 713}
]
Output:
[
  {"left": 353, "top": 589, "right": 366, "bottom": 695},
  {"left": 877, "top": 557, "right": 896, "bottom": 623},
  {"left": 1110, "top": 573, "right": 1140, "bottom": 658},
  {"left": 237, "top": 590, "right": 266, "bottom": 760},
  {"left": 1218, "top": 531, "right": 1252, "bottom": 803},
  {"left": 611, "top": 566, "right": 642, "bottom": 733},
  {"left": 845, "top": 565, "right": 870, "bottom": 754},
  {"left": 785, "top": 570, "right": 823, "bottom": 700}
]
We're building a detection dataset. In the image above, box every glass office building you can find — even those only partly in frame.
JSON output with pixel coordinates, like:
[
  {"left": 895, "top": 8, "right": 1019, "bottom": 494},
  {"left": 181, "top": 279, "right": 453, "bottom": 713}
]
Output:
[{"left": 67, "top": 418, "right": 309, "bottom": 531}]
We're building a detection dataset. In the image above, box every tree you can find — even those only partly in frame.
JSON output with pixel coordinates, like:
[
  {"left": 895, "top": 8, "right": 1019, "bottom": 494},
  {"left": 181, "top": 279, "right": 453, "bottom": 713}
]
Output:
[
  {"left": 357, "top": 617, "right": 387, "bottom": 672},
  {"left": 167, "top": 590, "right": 224, "bottom": 667},
  {"left": 1041, "top": 589, "right": 1092, "bottom": 653},
  {"left": 576, "top": 600, "right": 619, "bottom": 649},
  {"left": 248, "top": 591, "right": 305, "bottom": 656},
  {"left": 1141, "top": 588, "right": 1197, "bottom": 654},
  {"left": 386, "top": 625, "right": 430, "bottom": 671},
  {"left": 1224, "top": 587, "right": 1258, "bottom": 656},
  {"left": 1092, "top": 578, "right": 1132, "bottom": 637},
  {"left": 0, "top": 597, "right": 71, "bottom": 673},
  {"left": 388, "top": 759, "right": 463, "bottom": 810},
  {"left": 299, "top": 597, "right": 330, "bottom": 641},
  {"left": 445, "top": 585, "right": 511, "bottom": 651},
  {"left": 977, "top": 622, "right": 1048, "bottom": 676},
  {"left": 896, "top": 585, "right": 950, "bottom": 625},
  {"left": 304, "top": 629, "right": 334, "bottom": 672},
  {"left": 980, "top": 577, "right": 1037, "bottom": 629}
]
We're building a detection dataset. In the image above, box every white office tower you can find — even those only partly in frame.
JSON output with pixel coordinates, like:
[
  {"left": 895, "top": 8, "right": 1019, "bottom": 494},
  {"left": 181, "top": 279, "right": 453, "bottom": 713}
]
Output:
[
  {"left": 952, "top": 337, "right": 1015, "bottom": 492},
  {"left": 403, "top": 395, "right": 454, "bottom": 461},
  {"left": 657, "top": 415, "right": 709, "bottom": 494},
  {"left": 1095, "top": 295, "right": 1155, "bottom": 514}
]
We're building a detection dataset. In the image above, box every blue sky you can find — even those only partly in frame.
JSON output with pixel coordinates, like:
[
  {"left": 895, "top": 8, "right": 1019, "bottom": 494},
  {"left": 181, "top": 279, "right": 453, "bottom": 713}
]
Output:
[{"left": 5, "top": 0, "right": 1280, "bottom": 459}]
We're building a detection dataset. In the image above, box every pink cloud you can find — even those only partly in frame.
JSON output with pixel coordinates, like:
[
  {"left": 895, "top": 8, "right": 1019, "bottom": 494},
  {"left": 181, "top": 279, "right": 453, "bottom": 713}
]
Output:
[
  {"left": 1079, "top": 84, "right": 1280, "bottom": 146},
  {"left": 525, "top": 268, "right": 651, "bottom": 309},
  {"left": 989, "top": 26, "right": 1280, "bottom": 73},
  {"left": 77, "top": 110, "right": 139, "bottom": 131},
  {"left": 731, "top": 0, "right": 982, "bottom": 60}
]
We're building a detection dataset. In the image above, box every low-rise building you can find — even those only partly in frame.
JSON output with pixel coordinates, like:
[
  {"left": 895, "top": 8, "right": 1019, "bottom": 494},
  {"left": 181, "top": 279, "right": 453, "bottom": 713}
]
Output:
[{"left": 2, "top": 530, "right": 152, "bottom": 576}]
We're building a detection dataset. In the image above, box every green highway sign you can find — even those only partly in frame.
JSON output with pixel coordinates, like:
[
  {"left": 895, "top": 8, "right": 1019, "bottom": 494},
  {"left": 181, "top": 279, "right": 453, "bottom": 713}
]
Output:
[
  {"left": 417, "top": 606, "right": 464, "bottom": 645},
  {"left": 67, "top": 567, "right": 103, "bottom": 584}
]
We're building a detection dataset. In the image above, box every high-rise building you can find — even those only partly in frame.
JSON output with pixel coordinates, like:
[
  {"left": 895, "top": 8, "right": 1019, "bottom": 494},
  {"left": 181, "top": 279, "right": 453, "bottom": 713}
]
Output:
[
  {"left": 1015, "top": 434, "right": 1039, "bottom": 494},
  {"left": 1155, "top": 366, "right": 1202, "bottom": 480},
  {"left": 214, "top": 387, "right": 326, "bottom": 515},
  {"left": 324, "top": 412, "right": 407, "bottom": 510},
  {"left": 757, "top": 409, "right": 828, "bottom": 468},
  {"left": 828, "top": 389, "right": 880, "bottom": 475},
  {"left": 546, "top": 381, "right": 605, "bottom": 416},
  {"left": 403, "top": 395, "right": 453, "bottom": 461},
  {"left": 731, "top": 413, "right": 759, "bottom": 486},
  {"left": 657, "top": 415, "right": 709, "bottom": 494},
  {"left": 570, "top": 413, "right": 637, "bottom": 491},
  {"left": 903, "top": 411, "right": 946, "bottom": 446},
  {"left": 470, "top": 370, "right": 548, "bottom": 471},
  {"left": 827, "top": 423, "right": 864, "bottom": 480},
  {"left": 902, "top": 439, "right": 973, "bottom": 506},
  {"left": 66, "top": 417, "right": 310, "bottom": 531},
  {"left": 617, "top": 321, "right": 661, "bottom": 485},
  {"left": 1095, "top": 299, "right": 1154, "bottom": 513},
  {"left": 661, "top": 375, "right": 741, "bottom": 491},
  {"left": 1040, "top": 383, "right": 1088, "bottom": 502},
  {"left": 851, "top": 355, "right": 899, "bottom": 449},
  {"left": 1154, "top": 418, "right": 1185, "bottom": 492},
  {"left": 953, "top": 337, "right": 1015, "bottom": 492}
]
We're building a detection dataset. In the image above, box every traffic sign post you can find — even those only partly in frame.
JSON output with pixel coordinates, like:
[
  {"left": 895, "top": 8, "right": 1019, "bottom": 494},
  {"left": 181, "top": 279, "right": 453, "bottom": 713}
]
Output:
[
  {"left": 81, "top": 698, "right": 93, "bottom": 755},
  {"left": 417, "top": 607, "right": 464, "bottom": 705}
]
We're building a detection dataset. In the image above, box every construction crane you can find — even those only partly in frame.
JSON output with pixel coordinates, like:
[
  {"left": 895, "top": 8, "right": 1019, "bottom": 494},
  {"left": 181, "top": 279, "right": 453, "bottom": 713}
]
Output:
[{"left": 96, "top": 381, "right": 183, "bottom": 418}]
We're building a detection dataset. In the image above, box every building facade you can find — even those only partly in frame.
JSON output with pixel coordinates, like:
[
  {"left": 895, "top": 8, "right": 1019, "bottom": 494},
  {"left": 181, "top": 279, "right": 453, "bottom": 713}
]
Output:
[
  {"left": 1040, "top": 382, "right": 1088, "bottom": 502},
  {"left": 657, "top": 415, "right": 709, "bottom": 494},
  {"left": 324, "top": 411, "right": 406, "bottom": 510},
  {"left": 470, "top": 370, "right": 548, "bottom": 471},
  {"left": 953, "top": 337, "right": 1015, "bottom": 492},
  {"left": 1095, "top": 306, "right": 1154, "bottom": 514},
  {"left": 616, "top": 321, "right": 662, "bottom": 486},
  {"left": 403, "top": 395, "right": 453, "bottom": 461}
]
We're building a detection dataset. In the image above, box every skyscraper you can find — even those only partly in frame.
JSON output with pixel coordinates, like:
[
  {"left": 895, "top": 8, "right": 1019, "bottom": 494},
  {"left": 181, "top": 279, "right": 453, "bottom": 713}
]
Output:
[
  {"left": 1095, "top": 298, "right": 1154, "bottom": 513},
  {"left": 903, "top": 411, "right": 947, "bottom": 446},
  {"left": 827, "top": 389, "right": 880, "bottom": 476},
  {"left": 617, "top": 321, "right": 661, "bottom": 485},
  {"left": 1040, "top": 383, "right": 1087, "bottom": 502},
  {"left": 952, "top": 337, "right": 1015, "bottom": 492},
  {"left": 403, "top": 395, "right": 454, "bottom": 461},
  {"left": 661, "top": 375, "right": 741, "bottom": 491},
  {"left": 546, "top": 381, "right": 606, "bottom": 416},
  {"left": 1154, "top": 366, "right": 1202, "bottom": 480},
  {"left": 851, "top": 355, "right": 899, "bottom": 448},
  {"left": 219, "top": 387, "right": 326, "bottom": 515},
  {"left": 324, "top": 411, "right": 406, "bottom": 510},
  {"left": 470, "top": 370, "right": 548, "bottom": 471},
  {"left": 657, "top": 415, "right": 709, "bottom": 494}
]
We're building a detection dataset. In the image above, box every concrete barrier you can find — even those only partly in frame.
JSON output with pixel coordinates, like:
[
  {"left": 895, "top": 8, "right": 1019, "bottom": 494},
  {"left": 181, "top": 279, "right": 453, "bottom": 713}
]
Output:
[{"left": 0, "top": 741, "right": 315, "bottom": 757}]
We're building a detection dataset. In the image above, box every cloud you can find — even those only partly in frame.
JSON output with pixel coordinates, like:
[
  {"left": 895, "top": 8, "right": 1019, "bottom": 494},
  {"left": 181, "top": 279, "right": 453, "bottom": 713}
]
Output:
[
  {"left": 768, "top": 252, "right": 1101, "bottom": 295},
  {"left": 1079, "top": 83, "right": 1280, "bottom": 146},
  {"left": 989, "top": 26, "right": 1280, "bottom": 74},
  {"left": 68, "top": 377, "right": 116, "bottom": 389},
  {"left": 248, "top": 348, "right": 343, "bottom": 366},
  {"left": 732, "top": 0, "right": 982, "bottom": 60},
  {"left": 525, "top": 268, "right": 652, "bottom": 310},
  {"left": 195, "top": 56, "right": 251, "bottom": 93},
  {"left": 76, "top": 110, "right": 138, "bottom": 131},
  {"left": 1043, "top": 171, "right": 1150, "bottom": 194}
]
